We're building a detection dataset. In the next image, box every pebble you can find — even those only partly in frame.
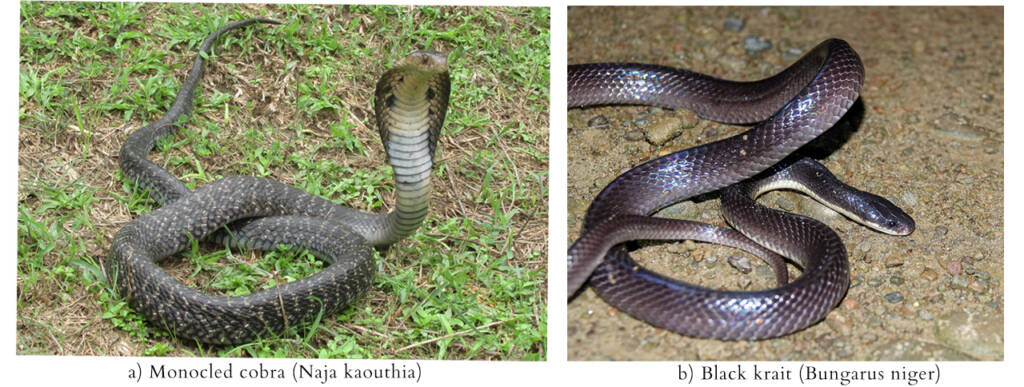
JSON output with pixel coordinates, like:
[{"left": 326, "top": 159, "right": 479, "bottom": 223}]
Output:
[
  {"left": 774, "top": 196, "right": 795, "bottom": 211},
  {"left": 692, "top": 248, "right": 707, "bottom": 262},
  {"left": 884, "top": 256, "right": 904, "bottom": 268},
  {"left": 754, "top": 264, "right": 774, "bottom": 281},
  {"left": 645, "top": 115, "right": 684, "bottom": 145},
  {"left": 921, "top": 268, "right": 939, "bottom": 281},
  {"left": 969, "top": 278, "right": 987, "bottom": 294},
  {"left": 968, "top": 267, "right": 991, "bottom": 280},
  {"left": 857, "top": 239, "right": 875, "bottom": 255},
  {"left": 890, "top": 275, "right": 905, "bottom": 285},
  {"left": 947, "top": 260, "right": 963, "bottom": 275},
  {"left": 736, "top": 277, "right": 752, "bottom": 289},
  {"left": 884, "top": 292, "right": 904, "bottom": 303},
  {"left": 842, "top": 299, "right": 859, "bottom": 310},
  {"left": 587, "top": 115, "right": 610, "bottom": 129},
  {"left": 723, "top": 17, "right": 745, "bottom": 32},
  {"left": 919, "top": 310, "right": 935, "bottom": 320},
  {"left": 826, "top": 311, "right": 852, "bottom": 336},
  {"left": 718, "top": 55, "right": 748, "bottom": 73},
  {"left": 867, "top": 277, "right": 883, "bottom": 287},
  {"left": 981, "top": 93, "right": 994, "bottom": 102},
  {"left": 862, "top": 332, "right": 877, "bottom": 344},
  {"left": 950, "top": 274, "right": 969, "bottom": 289},
  {"left": 930, "top": 112, "right": 986, "bottom": 141},
  {"left": 683, "top": 240, "right": 697, "bottom": 250},
  {"left": 935, "top": 309, "right": 1003, "bottom": 360},
  {"left": 901, "top": 192, "right": 918, "bottom": 206},
  {"left": 983, "top": 138, "right": 1001, "bottom": 154},
  {"left": 659, "top": 200, "right": 697, "bottom": 219},
  {"left": 624, "top": 130, "right": 645, "bottom": 141},
  {"left": 743, "top": 35, "right": 771, "bottom": 54},
  {"left": 913, "top": 39, "right": 927, "bottom": 53},
  {"left": 728, "top": 255, "right": 753, "bottom": 273}
]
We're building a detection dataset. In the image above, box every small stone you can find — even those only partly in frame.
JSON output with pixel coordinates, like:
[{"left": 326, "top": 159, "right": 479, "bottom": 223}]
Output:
[
  {"left": 705, "top": 254, "right": 718, "bottom": 265},
  {"left": 981, "top": 93, "right": 994, "bottom": 102},
  {"left": 931, "top": 112, "right": 985, "bottom": 141},
  {"left": 718, "top": 55, "right": 747, "bottom": 73},
  {"left": 754, "top": 264, "right": 774, "bottom": 281},
  {"left": 867, "top": 277, "right": 883, "bottom": 287},
  {"left": 728, "top": 255, "right": 753, "bottom": 273},
  {"left": 969, "top": 278, "right": 987, "bottom": 294},
  {"left": 842, "top": 299, "right": 859, "bottom": 310},
  {"left": 884, "top": 292, "right": 904, "bottom": 303},
  {"left": 901, "top": 192, "right": 918, "bottom": 207},
  {"left": 919, "top": 310, "right": 935, "bottom": 320},
  {"left": 921, "top": 268, "right": 939, "bottom": 281},
  {"left": 968, "top": 268, "right": 991, "bottom": 280},
  {"left": 890, "top": 275, "right": 905, "bottom": 285},
  {"left": 885, "top": 256, "right": 904, "bottom": 268},
  {"left": 736, "top": 277, "right": 752, "bottom": 289},
  {"left": 743, "top": 35, "right": 771, "bottom": 54},
  {"left": 774, "top": 196, "right": 795, "bottom": 211},
  {"left": 950, "top": 274, "right": 969, "bottom": 289},
  {"left": 624, "top": 130, "right": 644, "bottom": 141},
  {"left": 826, "top": 311, "right": 852, "bottom": 336},
  {"left": 587, "top": 115, "right": 609, "bottom": 129},
  {"left": 947, "top": 260, "right": 963, "bottom": 275},
  {"left": 645, "top": 115, "right": 685, "bottom": 145},
  {"left": 692, "top": 248, "right": 707, "bottom": 262},
  {"left": 862, "top": 333, "right": 878, "bottom": 343},
  {"left": 683, "top": 240, "right": 697, "bottom": 250},
  {"left": 857, "top": 239, "right": 875, "bottom": 255},
  {"left": 723, "top": 17, "right": 745, "bottom": 32},
  {"left": 913, "top": 39, "right": 927, "bottom": 53}
]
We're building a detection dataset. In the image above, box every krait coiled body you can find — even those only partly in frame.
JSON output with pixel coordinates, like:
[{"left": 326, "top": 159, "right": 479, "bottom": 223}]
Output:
[
  {"left": 106, "top": 19, "right": 451, "bottom": 344},
  {"left": 567, "top": 39, "right": 914, "bottom": 340}
]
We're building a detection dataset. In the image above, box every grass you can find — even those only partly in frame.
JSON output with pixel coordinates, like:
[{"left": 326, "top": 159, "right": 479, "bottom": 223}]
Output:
[{"left": 18, "top": 2, "right": 549, "bottom": 359}]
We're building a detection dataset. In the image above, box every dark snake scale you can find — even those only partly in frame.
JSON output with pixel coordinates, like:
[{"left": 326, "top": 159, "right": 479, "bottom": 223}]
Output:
[
  {"left": 106, "top": 19, "right": 450, "bottom": 344},
  {"left": 567, "top": 39, "right": 914, "bottom": 340}
]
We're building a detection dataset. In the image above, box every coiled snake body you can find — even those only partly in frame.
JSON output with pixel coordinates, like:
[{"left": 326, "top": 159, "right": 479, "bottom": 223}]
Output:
[
  {"left": 567, "top": 39, "right": 914, "bottom": 340},
  {"left": 106, "top": 19, "right": 450, "bottom": 344}
]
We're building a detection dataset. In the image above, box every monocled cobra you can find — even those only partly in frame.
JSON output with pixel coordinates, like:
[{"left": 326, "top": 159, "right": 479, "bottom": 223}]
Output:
[
  {"left": 106, "top": 19, "right": 450, "bottom": 344},
  {"left": 567, "top": 39, "right": 914, "bottom": 340}
]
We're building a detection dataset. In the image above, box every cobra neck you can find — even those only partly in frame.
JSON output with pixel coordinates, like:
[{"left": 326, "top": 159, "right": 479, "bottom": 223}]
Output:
[{"left": 378, "top": 86, "right": 436, "bottom": 245}]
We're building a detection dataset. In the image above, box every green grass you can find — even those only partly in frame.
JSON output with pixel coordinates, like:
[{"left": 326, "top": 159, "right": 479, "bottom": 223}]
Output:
[{"left": 18, "top": 2, "right": 549, "bottom": 359}]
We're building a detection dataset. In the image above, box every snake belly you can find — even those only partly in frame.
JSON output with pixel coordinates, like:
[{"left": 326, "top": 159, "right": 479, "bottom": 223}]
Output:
[
  {"left": 567, "top": 39, "right": 870, "bottom": 340},
  {"left": 106, "top": 19, "right": 451, "bottom": 344}
]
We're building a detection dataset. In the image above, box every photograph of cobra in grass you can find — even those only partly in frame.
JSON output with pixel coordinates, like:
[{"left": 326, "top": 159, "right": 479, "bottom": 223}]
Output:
[
  {"left": 567, "top": 7, "right": 1002, "bottom": 360},
  {"left": 18, "top": 3, "right": 549, "bottom": 359}
]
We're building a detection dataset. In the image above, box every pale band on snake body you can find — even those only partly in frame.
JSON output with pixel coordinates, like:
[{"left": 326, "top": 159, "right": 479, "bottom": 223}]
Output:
[
  {"left": 567, "top": 39, "right": 914, "bottom": 340},
  {"left": 106, "top": 19, "right": 451, "bottom": 344}
]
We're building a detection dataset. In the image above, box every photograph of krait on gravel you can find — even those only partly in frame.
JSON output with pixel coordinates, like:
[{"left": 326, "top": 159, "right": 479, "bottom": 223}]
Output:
[
  {"left": 567, "top": 6, "right": 1001, "bottom": 361},
  {"left": 19, "top": 3, "right": 549, "bottom": 359}
]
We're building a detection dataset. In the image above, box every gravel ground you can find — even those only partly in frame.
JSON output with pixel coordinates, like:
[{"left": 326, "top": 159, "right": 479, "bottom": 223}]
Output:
[{"left": 567, "top": 6, "right": 1003, "bottom": 361}]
